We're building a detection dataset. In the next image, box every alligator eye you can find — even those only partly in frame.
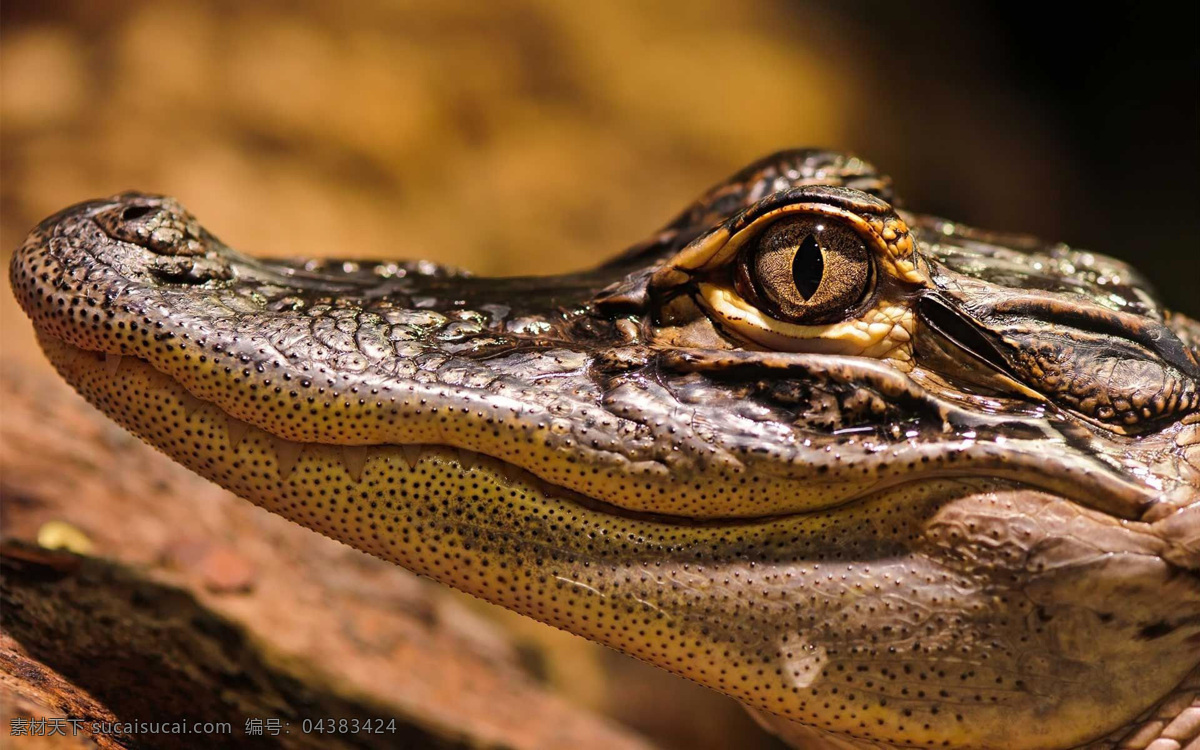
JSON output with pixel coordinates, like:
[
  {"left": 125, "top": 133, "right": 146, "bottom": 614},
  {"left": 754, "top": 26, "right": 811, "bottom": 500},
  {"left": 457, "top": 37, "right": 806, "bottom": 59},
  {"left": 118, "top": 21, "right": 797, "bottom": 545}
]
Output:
[{"left": 733, "top": 217, "right": 871, "bottom": 324}]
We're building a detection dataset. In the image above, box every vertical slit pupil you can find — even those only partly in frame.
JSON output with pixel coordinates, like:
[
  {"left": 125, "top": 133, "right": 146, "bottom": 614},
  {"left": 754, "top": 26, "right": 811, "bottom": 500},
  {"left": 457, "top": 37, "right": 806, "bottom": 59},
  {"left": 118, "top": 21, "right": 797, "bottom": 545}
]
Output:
[{"left": 792, "top": 234, "right": 824, "bottom": 300}]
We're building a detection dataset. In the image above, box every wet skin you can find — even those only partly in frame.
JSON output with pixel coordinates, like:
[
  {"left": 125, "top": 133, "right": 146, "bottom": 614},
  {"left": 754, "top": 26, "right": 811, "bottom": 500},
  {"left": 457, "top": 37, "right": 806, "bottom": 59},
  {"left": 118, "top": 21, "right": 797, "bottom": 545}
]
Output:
[{"left": 10, "top": 150, "right": 1200, "bottom": 749}]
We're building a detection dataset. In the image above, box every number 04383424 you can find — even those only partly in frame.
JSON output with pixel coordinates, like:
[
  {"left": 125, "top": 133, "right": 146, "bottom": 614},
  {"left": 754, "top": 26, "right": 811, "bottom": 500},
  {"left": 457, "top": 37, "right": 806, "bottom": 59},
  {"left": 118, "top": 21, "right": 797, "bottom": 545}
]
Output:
[{"left": 300, "top": 718, "right": 398, "bottom": 734}]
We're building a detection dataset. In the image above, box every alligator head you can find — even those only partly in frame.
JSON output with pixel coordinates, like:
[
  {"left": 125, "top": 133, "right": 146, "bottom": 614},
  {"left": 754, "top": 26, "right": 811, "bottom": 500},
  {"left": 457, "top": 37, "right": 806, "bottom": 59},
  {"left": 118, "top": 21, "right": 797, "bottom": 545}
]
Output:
[{"left": 11, "top": 150, "right": 1200, "bottom": 749}]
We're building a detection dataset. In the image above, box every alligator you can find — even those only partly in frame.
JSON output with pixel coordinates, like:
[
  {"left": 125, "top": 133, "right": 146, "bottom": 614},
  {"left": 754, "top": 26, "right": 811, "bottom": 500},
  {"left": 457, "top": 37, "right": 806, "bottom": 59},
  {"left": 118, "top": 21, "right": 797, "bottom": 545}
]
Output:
[{"left": 10, "top": 150, "right": 1200, "bottom": 749}]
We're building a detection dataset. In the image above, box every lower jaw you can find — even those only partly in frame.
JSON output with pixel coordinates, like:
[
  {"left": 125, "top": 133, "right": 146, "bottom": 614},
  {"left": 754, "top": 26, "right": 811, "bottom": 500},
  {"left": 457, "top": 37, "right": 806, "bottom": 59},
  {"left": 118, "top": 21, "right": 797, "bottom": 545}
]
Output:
[
  {"left": 35, "top": 332, "right": 637, "bottom": 526},
  {"left": 32, "top": 332, "right": 1178, "bottom": 750}
]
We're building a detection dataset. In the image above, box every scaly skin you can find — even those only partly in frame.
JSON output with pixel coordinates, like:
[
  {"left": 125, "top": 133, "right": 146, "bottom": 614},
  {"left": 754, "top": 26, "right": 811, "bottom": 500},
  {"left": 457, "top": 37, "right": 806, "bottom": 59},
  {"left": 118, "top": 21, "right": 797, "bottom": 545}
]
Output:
[{"left": 10, "top": 150, "right": 1200, "bottom": 749}]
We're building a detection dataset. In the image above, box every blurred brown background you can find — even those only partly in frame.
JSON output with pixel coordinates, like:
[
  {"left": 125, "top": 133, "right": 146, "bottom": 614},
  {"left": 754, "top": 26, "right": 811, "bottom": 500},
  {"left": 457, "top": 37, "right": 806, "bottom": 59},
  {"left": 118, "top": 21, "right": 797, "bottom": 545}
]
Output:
[{"left": 1, "top": 2, "right": 1196, "bottom": 749}]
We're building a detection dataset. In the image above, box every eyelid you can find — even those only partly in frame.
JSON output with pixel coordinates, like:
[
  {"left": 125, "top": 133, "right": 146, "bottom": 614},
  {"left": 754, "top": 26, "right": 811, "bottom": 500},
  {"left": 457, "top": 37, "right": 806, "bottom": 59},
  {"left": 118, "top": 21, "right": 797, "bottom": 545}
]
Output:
[
  {"left": 654, "top": 202, "right": 887, "bottom": 286},
  {"left": 695, "top": 282, "right": 914, "bottom": 360}
]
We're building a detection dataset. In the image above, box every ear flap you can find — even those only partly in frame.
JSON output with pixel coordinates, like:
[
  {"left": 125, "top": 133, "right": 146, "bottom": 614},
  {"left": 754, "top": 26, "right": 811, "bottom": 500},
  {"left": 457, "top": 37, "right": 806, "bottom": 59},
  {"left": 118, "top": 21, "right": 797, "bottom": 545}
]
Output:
[
  {"left": 996, "top": 321, "right": 1199, "bottom": 432},
  {"left": 921, "top": 275, "right": 1200, "bottom": 434}
]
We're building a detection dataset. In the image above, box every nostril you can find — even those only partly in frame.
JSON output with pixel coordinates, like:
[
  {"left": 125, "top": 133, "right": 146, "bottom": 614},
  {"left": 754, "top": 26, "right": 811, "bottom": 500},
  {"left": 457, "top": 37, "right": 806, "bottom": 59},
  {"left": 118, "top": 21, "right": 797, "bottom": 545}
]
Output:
[
  {"left": 95, "top": 196, "right": 207, "bottom": 256},
  {"left": 121, "top": 205, "right": 155, "bottom": 222}
]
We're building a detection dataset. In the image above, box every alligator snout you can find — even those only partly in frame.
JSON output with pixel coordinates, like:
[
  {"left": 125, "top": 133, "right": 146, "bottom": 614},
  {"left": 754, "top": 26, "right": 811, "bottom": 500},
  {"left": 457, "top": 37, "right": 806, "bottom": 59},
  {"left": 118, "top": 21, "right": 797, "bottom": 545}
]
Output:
[{"left": 9, "top": 193, "right": 234, "bottom": 362}]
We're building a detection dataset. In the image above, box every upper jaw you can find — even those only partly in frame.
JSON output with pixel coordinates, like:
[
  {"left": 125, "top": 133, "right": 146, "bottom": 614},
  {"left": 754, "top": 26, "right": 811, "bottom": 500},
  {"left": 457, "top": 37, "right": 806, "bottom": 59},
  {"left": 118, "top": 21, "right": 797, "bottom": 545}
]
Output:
[{"left": 10, "top": 193, "right": 617, "bottom": 359}]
